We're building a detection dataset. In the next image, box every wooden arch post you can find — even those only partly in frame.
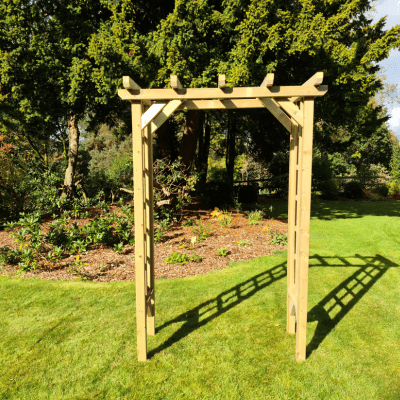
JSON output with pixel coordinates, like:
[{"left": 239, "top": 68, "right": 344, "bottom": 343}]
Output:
[{"left": 119, "top": 74, "right": 327, "bottom": 362}]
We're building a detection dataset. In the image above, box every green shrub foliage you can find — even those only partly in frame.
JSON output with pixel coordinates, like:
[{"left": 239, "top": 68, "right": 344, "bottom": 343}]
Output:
[
  {"left": 343, "top": 180, "right": 364, "bottom": 199},
  {"left": 371, "top": 184, "right": 389, "bottom": 198}
]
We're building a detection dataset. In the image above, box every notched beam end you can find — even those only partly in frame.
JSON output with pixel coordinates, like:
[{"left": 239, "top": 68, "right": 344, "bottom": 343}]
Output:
[
  {"left": 122, "top": 76, "right": 140, "bottom": 91},
  {"left": 261, "top": 73, "right": 274, "bottom": 87},
  {"left": 218, "top": 74, "right": 226, "bottom": 88},
  {"left": 170, "top": 75, "right": 182, "bottom": 89},
  {"left": 313, "top": 72, "right": 324, "bottom": 86}
]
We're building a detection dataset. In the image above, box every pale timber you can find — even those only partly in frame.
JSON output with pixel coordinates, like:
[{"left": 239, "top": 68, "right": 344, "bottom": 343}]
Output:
[
  {"left": 170, "top": 75, "right": 183, "bottom": 89},
  {"left": 276, "top": 100, "right": 304, "bottom": 127},
  {"left": 177, "top": 99, "right": 266, "bottom": 110},
  {"left": 291, "top": 72, "right": 324, "bottom": 103},
  {"left": 218, "top": 75, "right": 227, "bottom": 88},
  {"left": 120, "top": 74, "right": 327, "bottom": 363},
  {"left": 142, "top": 103, "right": 166, "bottom": 129},
  {"left": 296, "top": 99, "right": 314, "bottom": 362},
  {"left": 150, "top": 100, "right": 183, "bottom": 134},
  {"left": 144, "top": 120, "right": 155, "bottom": 335},
  {"left": 118, "top": 85, "right": 328, "bottom": 101},
  {"left": 287, "top": 119, "right": 299, "bottom": 333},
  {"left": 132, "top": 102, "right": 147, "bottom": 361},
  {"left": 123, "top": 76, "right": 141, "bottom": 90},
  {"left": 260, "top": 73, "right": 275, "bottom": 87}
]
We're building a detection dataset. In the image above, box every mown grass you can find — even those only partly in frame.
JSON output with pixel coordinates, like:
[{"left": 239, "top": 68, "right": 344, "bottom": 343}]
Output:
[{"left": 1, "top": 200, "right": 400, "bottom": 399}]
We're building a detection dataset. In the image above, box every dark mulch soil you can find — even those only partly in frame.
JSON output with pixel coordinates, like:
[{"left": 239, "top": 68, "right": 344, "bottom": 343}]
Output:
[{"left": 0, "top": 199, "right": 288, "bottom": 282}]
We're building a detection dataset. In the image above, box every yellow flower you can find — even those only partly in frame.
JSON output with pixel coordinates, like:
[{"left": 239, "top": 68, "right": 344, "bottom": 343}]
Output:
[
  {"left": 262, "top": 226, "right": 270, "bottom": 232},
  {"left": 211, "top": 208, "right": 220, "bottom": 218}
]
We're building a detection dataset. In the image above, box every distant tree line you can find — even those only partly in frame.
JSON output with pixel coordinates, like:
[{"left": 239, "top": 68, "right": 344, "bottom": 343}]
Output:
[{"left": 1, "top": 0, "right": 400, "bottom": 218}]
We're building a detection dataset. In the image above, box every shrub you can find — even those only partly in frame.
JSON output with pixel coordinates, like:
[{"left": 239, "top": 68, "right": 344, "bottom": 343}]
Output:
[
  {"left": 319, "top": 179, "right": 340, "bottom": 200},
  {"left": 371, "top": 184, "right": 389, "bottom": 198},
  {"left": 388, "top": 180, "right": 400, "bottom": 196},
  {"left": 201, "top": 180, "right": 232, "bottom": 209},
  {"left": 343, "top": 180, "right": 364, "bottom": 199},
  {"left": 312, "top": 156, "right": 333, "bottom": 187},
  {"left": 265, "top": 152, "right": 289, "bottom": 196},
  {"left": 235, "top": 184, "right": 258, "bottom": 204}
]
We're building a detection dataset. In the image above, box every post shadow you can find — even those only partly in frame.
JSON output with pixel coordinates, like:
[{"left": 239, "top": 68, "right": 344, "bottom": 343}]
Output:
[
  {"left": 148, "top": 262, "right": 287, "bottom": 358},
  {"left": 306, "top": 254, "right": 398, "bottom": 358}
]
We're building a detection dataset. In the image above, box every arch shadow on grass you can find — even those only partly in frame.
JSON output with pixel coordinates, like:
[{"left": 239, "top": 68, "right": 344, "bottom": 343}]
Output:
[
  {"left": 148, "top": 262, "right": 287, "bottom": 358},
  {"left": 149, "top": 254, "right": 397, "bottom": 359},
  {"left": 306, "top": 254, "right": 398, "bottom": 358}
]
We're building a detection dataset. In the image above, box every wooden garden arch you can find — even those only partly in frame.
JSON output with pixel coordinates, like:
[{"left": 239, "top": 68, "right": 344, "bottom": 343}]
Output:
[{"left": 118, "top": 73, "right": 328, "bottom": 362}]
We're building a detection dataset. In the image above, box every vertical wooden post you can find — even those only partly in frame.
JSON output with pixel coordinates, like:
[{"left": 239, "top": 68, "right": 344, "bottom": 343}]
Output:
[
  {"left": 295, "top": 98, "right": 314, "bottom": 361},
  {"left": 144, "top": 121, "right": 155, "bottom": 335},
  {"left": 132, "top": 101, "right": 148, "bottom": 361},
  {"left": 287, "top": 120, "right": 299, "bottom": 334}
]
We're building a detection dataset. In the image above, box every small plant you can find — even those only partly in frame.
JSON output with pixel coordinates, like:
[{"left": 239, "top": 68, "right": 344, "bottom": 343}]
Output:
[
  {"left": 189, "top": 253, "right": 203, "bottom": 263},
  {"left": 164, "top": 252, "right": 203, "bottom": 265},
  {"left": 113, "top": 242, "right": 125, "bottom": 254},
  {"left": 69, "top": 255, "right": 88, "bottom": 279},
  {"left": 182, "top": 218, "right": 195, "bottom": 227},
  {"left": 267, "top": 232, "right": 288, "bottom": 245},
  {"left": 191, "top": 219, "right": 212, "bottom": 241},
  {"left": 165, "top": 252, "right": 190, "bottom": 265},
  {"left": 99, "top": 263, "right": 108, "bottom": 272},
  {"left": 216, "top": 248, "right": 229, "bottom": 257},
  {"left": 43, "top": 246, "right": 64, "bottom": 266},
  {"left": 246, "top": 210, "right": 264, "bottom": 225},
  {"left": 154, "top": 219, "right": 169, "bottom": 244},
  {"left": 236, "top": 239, "right": 251, "bottom": 246},
  {"left": 218, "top": 211, "right": 233, "bottom": 228}
]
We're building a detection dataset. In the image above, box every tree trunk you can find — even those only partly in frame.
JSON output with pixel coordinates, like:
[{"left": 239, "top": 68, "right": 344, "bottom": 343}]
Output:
[
  {"left": 197, "top": 118, "right": 211, "bottom": 188},
  {"left": 226, "top": 113, "right": 236, "bottom": 195},
  {"left": 155, "top": 121, "right": 179, "bottom": 162},
  {"left": 61, "top": 115, "right": 80, "bottom": 198},
  {"left": 179, "top": 110, "right": 203, "bottom": 169}
]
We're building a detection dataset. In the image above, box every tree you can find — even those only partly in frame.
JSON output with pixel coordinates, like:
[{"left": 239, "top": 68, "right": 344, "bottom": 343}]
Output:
[
  {"left": 0, "top": 0, "right": 175, "bottom": 199},
  {"left": 144, "top": 0, "right": 400, "bottom": 190}
]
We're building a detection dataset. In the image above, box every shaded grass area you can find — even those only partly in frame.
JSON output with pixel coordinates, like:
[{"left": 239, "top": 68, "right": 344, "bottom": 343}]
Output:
[{"left": 1, "top": 201, "right": 400, "bottom": 399}]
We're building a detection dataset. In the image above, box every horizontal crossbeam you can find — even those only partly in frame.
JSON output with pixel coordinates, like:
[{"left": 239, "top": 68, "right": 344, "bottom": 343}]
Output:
[
  {"left": 291, "top": 72, "right": 324, "bottom": 103},
  {"left": 177, "top": 99, "right": 265, "bottom": 110},
  {"left": 118, "top": 85, "right": 328, "bottom": 101}
]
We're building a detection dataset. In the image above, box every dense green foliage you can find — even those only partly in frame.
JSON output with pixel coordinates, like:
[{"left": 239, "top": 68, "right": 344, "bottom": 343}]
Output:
[{"left": 0, "top": 0, "right": 399, "bottom": 217}]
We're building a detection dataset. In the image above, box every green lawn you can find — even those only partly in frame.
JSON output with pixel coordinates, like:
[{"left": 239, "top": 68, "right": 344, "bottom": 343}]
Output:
[{"left": 1, "top": 201, "right": 400, "bottom": 399}]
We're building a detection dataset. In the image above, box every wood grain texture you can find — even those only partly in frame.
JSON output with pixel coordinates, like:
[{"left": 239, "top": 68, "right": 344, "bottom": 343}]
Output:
[
  {"left": 118, "top": 85, "right": 328, "bottom": 101},
  {"left": 132, "top": 102, "right": 147, "bottom": 361},
  {"left": 296, "top": 99, "right": 314, "bottom": 362}
]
